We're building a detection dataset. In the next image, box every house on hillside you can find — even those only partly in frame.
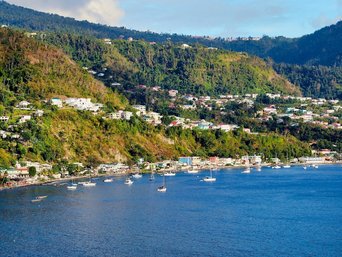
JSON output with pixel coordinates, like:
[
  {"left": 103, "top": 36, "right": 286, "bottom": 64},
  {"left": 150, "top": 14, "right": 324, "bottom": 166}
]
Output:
[
  {"left": 18, "top": 115, "right": 31, "bottom": 124},
  {"left": 16, "top": 101, "right": 31, "bottom": 109},
  {"left": 0, "top": 116, "right": 9, "bottom": 122},
  {"left": 50, "top": 98, "right": 63, "bottom": 108}
]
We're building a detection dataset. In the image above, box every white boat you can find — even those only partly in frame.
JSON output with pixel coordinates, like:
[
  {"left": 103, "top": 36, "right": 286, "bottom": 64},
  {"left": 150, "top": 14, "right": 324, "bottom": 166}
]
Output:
[
  {"left": 164, "top": 171, "right": 176, "bottom": 176},
  {"left": 283, "top": 165, "right": 291, "bottom": 168},
  {"left": 67, "top": 185, "right": 77, "bottom": 190},
  {"left": 31, "top": 198, "right": 42, "bottom": 203},
  {"left": 103, "top": 178, "right": 113, "bottom": 183},
  {"left": 203, "top": 176, "right": 216, "bottom": 182},
  {"left": 149, "top": 172, "right": 155, "bottom": 181},
  {"left": 272, "top": 165, "right": 281, "bottom": 169},
  {"left": 303, "top": 166, "right": 308, "bottom": 170},
  {"left": 203, "top": 168, "right": 216, "bottom": 182},
  {"left": 241, "top": 167, "right": 251, "bottom": 174},
  {"left": 36, "top": 195, "right": 48, "bottom": 199},
  {"left": 187, "top": 168, "right": 199, "bottom": 174},
  {"left": 256, "top": 166, "right": 262, "bottom": 172},
  {"left": 82, "top": 181, "right": 96, "bottom": 187},
  {"left": 157, "top": 174, "right": 167, "bottom": 192},
  {"left": 157, "top": 185, "right": 167, "bottom": 192},
  {"left": 312, "top": 165, "right": 319, "bottom": 169},
  {"left": 78, "top": 181, "right": 87, "bottom": 185},
  {"left": 242, "top": 156, "right": 251, "bottom": 173},
  {"left": 124, "top": 178, "right": 134, "bottom": 185},
  {"left": 132, "top": 174, "right": 142, "bottom": 179}
]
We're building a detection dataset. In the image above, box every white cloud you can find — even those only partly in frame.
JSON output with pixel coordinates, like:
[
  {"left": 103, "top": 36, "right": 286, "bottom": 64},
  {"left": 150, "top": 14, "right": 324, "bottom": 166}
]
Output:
[{"left": 7, "top": 0, "right": 124, "bottom": 26}]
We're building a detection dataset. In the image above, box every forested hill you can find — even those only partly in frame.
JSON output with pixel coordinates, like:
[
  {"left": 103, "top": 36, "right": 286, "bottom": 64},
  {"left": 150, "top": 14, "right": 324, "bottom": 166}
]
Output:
[
  {"left": 0, "top": 1, "right": 341, "bottom": 67},
  {"left": 42, "top": 33, "right": 301, "bottom": 96},
  {"left": 227, "top": 21, "right": 342, "bottom": 67},
  {"left": 0, "top": 28, "right": 311, "bottom": 167}
]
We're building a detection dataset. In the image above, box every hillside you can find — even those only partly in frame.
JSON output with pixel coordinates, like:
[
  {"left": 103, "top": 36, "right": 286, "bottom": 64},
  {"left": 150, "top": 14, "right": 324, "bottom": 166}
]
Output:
[
  {"left": 0, "top": 1, "right": 341, "bottom": 68},
  {"left": 232, "top": 22, "right": 342, "bottom": 67},
  {"left": 42, "top": 33, "right": 301, "bottom": 97},
  {"left": 0, "top": 28, "right": 312, "bottom": 167}
]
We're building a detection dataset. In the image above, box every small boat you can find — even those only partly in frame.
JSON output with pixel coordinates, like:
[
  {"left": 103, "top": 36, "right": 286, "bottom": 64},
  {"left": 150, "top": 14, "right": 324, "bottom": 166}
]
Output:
[
  {"left": 157, "top": 174, "right": 167, "bottom": 192},
  {"left": 303, "top": 166, "right": 308, "bottom": 170},
  {"left": 164, "top": 171, "right": 176, "bottom": 176},
  {"left": 78, "top": 181, "right": 87, "bottom": 185},
  {"left": 103, "top": 178, "right": 113, "bottom": 183},
  {"left": 125, "top": 178, "right": 134, "bottom": 185},
  {"left": 283, "top": 165, "right": 291, "bottom": 168},
  {"left": 82, "top": 181, "right": 96, "bottom": 187},
  {"left": 67, "top": 185, "right": 77, "bottom": 190},
  {"left": 256, "top": 166, "right": 262, "bottom": 172},
  {"left": 132, "top": 173, "right": 142, "bottom": 179},
  {"left": 157, "top": 185, "right": 167, "bottom": 192},
  {"left": 272, "top": 165, "right": 281, "bottom": 169},
  {"left": 203, "top": 176, "right": 216, "bottom": 182},
  {"left": 31, "top": 198, "right": 42, "bottom": 203},
  {"left": 36, "top": 195, "right": 48, "bottom": 199},
  {"left": 203, "top": 168, "right": 216, "bottom": 182},
  {"left": 312, "top": 165, "right": 319, "bottom": 169},
  {"left": 149, "top": 172, "right": 155, "bottom": 181},
  {"left": 242, "top": 156, "right": 251, "bottom": 173}
]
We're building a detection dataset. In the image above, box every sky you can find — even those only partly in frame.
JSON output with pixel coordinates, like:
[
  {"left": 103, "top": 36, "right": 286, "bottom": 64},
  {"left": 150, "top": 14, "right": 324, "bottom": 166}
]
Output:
[{"left": 6, "top": 0, "right": 342, "bottom": 38}]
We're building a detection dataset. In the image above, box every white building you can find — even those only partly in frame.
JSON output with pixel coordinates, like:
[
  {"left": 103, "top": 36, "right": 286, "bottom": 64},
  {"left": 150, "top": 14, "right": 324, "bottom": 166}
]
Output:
[
  {"left": 16, "top": 101, "right": 31, "bottom": 109},
  {"left": 50, "top": 98, "right": 63, "bottom": 108},
  {"left": 34, "top": 110, "right": 44, "bottom": 117},
  {"left": 18, "top": 115, "right": 31, "bottom": 124},
  {"left": 0, "top": 116, "right": 9, "bottom": 122},
  {"left": 132, "top": 105, "right": 147, "bottom": 116},
  {"left": 65, "top": 98, "right": 103, "bottom": 112},
  {"left": 168, "top": 90, "right": 178, "bottom": 98}
]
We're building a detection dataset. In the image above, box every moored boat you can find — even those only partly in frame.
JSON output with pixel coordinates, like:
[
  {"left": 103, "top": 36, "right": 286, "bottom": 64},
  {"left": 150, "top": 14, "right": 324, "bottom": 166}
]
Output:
[
  {"left": 125, "top": 178, "right": 134, "bottom": 185},
  {"left": 82, "top": 181, "right": 96, "bottom": 187},
  {"left": 164, "top": 171, "right": 176, "bottom": 176},
  {"left": 67, "top": 185, "right": 77, "bottom": 190}
]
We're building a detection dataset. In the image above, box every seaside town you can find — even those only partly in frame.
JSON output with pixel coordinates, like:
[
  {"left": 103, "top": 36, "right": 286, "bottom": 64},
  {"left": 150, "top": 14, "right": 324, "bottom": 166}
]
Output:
[{"left": 1, "top": 90, "right": 341, "bottom": 189}]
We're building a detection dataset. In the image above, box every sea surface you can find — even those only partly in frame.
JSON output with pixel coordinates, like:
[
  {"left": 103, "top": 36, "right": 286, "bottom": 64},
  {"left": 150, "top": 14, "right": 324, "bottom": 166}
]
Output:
[{"left": 0, "top": 165, "right": 341, "bottom": 257}]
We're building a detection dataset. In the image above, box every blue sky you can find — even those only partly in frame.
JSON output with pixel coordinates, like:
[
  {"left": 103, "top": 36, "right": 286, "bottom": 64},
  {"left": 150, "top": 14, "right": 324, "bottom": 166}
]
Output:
[{"left": 7, "top": 0, "right": 342, "bottom": 38}]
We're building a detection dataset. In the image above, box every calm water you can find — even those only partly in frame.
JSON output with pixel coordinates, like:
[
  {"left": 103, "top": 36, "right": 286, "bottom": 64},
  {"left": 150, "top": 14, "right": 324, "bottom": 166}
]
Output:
[{"left": 0, "top": 165, "right": 341, "bottom": 257}]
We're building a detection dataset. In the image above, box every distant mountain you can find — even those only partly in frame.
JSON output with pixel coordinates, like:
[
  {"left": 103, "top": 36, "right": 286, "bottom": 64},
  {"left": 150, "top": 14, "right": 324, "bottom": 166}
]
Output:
[
  {"left": 226, "top": 22, "right": 342, "bottom": 67},
  {"left": 0, "top": 1, "right": 341, "bottom": 67}
]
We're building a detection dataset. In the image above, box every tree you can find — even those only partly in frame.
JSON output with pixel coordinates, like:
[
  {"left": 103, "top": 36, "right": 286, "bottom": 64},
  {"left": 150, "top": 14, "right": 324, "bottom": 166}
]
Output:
[{"left": 28, "top": 166, "right": 37, "bottom": 177}]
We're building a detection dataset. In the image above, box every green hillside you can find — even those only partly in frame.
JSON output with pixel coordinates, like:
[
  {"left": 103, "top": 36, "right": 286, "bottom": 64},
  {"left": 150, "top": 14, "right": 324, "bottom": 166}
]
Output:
[
  {"left": 42, "top": 33, "right": 301, "bottom": 96},
  {"left": 0, "top": 28, "right": 311, "bottom": 167}
]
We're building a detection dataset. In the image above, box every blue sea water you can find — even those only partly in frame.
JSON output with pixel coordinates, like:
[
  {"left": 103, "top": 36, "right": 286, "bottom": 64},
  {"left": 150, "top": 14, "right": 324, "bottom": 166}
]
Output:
[{"left": 0, "top": 165, "right": 341, "bottom": 257}]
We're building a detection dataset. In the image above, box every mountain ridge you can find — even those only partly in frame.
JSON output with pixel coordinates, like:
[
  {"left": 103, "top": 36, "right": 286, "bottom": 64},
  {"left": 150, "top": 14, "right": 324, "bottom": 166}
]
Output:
[{"left": 0, "top": 1, "right": 341, "bottom": 68}]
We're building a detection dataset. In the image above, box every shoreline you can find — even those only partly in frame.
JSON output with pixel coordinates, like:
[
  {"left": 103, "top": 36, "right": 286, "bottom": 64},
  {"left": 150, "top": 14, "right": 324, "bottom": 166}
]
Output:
[{"left": 1, "top": 162, "right": 341, "bottom": 192}]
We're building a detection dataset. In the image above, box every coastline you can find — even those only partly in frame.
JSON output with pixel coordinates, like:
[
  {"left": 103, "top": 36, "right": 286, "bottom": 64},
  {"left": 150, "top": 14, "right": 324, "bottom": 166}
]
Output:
[{"left": 1, "top": 161, "right": 341, "bottom": 192}]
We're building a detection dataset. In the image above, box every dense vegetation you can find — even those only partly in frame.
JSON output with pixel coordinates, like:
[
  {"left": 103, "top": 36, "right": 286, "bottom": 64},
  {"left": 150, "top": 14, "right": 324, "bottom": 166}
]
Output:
[
  {"left": 1, "top": 0, "right": 341, "bottom": 68},
  {"left": 41, "top": 33, "right": 300, "bottom": 96},
  {"left": 0, "top": 28, "right": 312, "bottom": 167},
  {"left": 273, "top": 63, "right": 342, "bottom": 99}
]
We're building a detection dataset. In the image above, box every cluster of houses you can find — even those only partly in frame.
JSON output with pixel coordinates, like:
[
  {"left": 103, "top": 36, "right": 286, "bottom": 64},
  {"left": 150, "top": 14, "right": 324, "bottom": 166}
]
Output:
[{"left": 171, "top": 93, "right": 342, "bottom": 130}]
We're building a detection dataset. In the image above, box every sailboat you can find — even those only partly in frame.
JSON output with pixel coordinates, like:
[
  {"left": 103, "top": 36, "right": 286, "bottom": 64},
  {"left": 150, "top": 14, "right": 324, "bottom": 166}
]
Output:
[
  {"left": 124, "top": 177, "right": 134, "bottom": 185},
  {"left": 157, "top": 173, "right": 167, "bottom": 192},
  {"left": 283, "top": 152, "right": 291, "bottom": 168},
  {"left": 149, "top": 168, "right": 155, "bottom": 181},
  {"left": 83, "top": 181, "right": 96, "bottom": 187},
  {"left": 242, "top": 155, "right": 251, "bottom": 173},
  {"left": 272, "top": 153, "right": 281, "bottom": 169},
  {"left": 203, "top": 167, "right": 216, "bottom": 182}
]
